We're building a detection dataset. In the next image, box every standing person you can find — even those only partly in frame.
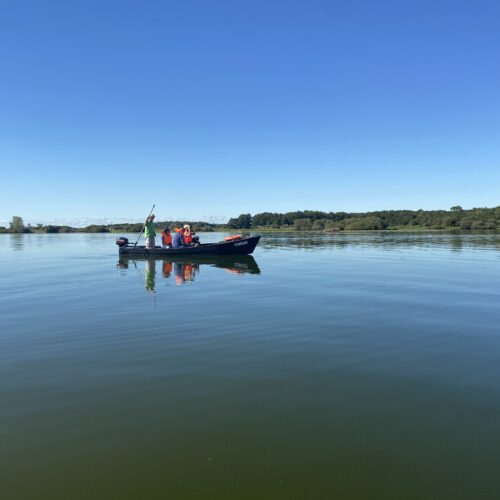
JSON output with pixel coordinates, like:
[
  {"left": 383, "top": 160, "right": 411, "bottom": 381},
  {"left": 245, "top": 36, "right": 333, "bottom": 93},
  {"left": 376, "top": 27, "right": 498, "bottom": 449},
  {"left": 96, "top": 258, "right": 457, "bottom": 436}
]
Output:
[
  {"left": 144, "top": 214, "right": 156, "bottom": 249},
  {"left": 161, "top": 227, "right": 172, "bottom": 248}
]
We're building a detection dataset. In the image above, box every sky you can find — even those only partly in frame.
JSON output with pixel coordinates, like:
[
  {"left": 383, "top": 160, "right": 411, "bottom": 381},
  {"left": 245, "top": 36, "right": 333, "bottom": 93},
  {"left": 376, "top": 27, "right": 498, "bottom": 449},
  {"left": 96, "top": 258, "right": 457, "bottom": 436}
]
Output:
[{"left": 1, "top": 0, "right": 499, "bottom": 225}]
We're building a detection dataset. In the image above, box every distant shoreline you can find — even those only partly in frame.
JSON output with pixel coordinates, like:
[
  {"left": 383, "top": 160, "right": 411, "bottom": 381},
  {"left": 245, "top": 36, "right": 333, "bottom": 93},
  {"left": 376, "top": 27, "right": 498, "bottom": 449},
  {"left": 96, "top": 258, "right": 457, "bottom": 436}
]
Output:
[
  {"left": 2, "top": 228, "right": 499, "bottom": 235},
  {"left": 3, "top": 206, "right": 500, "bottom": 234}
]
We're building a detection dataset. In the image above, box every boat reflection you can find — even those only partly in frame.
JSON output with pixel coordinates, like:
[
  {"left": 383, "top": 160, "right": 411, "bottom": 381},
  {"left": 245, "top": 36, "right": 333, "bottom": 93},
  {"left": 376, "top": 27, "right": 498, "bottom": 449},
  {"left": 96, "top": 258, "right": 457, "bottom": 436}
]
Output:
[{"left": 118, "top": 255, "right": 260, "bottom": 291}]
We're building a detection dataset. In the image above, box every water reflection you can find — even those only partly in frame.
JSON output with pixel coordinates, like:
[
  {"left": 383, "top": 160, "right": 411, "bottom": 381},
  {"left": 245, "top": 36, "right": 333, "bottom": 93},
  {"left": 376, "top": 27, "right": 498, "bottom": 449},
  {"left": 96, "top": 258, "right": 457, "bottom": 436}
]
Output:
[
  {"left": 118, "top": 255, "right": 260, "bottom": 291},
  {"left": 173, "top": 262, "right": 199, "bottom": 285},
  {"left": 259, "top": 231, "right": 500, "bottom": 251},
  {"left": 10, "top": 234, "right": 25, "bottom": 251},
  {"left": 145, "top": 259, "right": 156, "bottom": 292}
]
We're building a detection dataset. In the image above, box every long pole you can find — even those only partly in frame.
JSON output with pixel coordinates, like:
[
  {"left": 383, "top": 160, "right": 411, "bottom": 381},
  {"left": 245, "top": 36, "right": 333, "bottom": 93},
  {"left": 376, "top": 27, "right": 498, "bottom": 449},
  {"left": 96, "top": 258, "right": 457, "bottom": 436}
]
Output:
[{"left": 131, "top": 204, "right": 155, "bottom": 253}]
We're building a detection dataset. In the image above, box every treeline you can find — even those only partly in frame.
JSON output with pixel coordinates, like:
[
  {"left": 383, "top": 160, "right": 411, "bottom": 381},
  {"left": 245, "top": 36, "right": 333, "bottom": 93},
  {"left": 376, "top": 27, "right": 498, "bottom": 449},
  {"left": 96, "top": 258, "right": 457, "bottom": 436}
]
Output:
[
  {"left": 3, "top": 207, "right": 500, "bottom": 234},
  {"left": 0, "top": 216, "right": 218, "bottom": 234},
  {"left": 106, "top": 221, "right": 217, "bottom": 233},
  {"left": 227, "top": 206, "right": 500, "bottom": 231}
]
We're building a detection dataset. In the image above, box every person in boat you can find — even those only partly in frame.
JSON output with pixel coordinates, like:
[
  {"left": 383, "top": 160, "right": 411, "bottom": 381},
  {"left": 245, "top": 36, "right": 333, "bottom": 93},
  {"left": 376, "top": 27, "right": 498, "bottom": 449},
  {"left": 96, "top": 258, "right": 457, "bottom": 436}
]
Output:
[
  {"left": 172, "top": 228, "right": 184, "bottom": 248},
  {"left": 144, "top": 214, "right": 156, "bottom": 249},
  {"left": 183, "top": 224, "right": 193, "bottom": 245},
  {"left": 161, "top": 227, "right": 172, "bottom": 248}
]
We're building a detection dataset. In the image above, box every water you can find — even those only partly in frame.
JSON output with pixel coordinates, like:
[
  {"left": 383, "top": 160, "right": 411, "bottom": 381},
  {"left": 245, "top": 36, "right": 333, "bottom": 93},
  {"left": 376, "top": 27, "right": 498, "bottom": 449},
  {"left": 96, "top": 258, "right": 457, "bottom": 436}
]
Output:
[{"left": 1, "top": 232, "right": 500, "bottom": 499}]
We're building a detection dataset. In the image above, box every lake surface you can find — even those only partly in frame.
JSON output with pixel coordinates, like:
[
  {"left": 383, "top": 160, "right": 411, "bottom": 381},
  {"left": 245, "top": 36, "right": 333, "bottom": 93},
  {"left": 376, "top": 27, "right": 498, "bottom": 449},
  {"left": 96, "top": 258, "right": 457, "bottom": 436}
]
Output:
[{"left": 1, "top": 232, "right": 500, "bottom": 499}]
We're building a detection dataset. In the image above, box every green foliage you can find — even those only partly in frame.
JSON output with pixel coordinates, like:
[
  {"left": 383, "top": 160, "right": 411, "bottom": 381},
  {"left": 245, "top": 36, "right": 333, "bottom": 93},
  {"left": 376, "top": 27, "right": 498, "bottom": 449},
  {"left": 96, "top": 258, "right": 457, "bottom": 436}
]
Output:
[
  {"left": 192, "top": 224, "right": 214, "bottom": 232},
  {"left": 9, "top": 216, "right": 28, "bottom": 233},
  {"left": 324, "top": 220, "right": 342, "bottom": 232},
  {"left": 228, "top": 213, "right": 252, "bottom": 229},
  {"left": 293, "top": 218, "right": 313, "bottom": 231},
  {"left": 150, "top": 221, "right": 218, "bottom": 233},
  {"left": 312, "top": 219, "right": 325, "bottom": 230},
  {"left": 38, "top": 225, "right": 77, "bottom": 233},
  {"left": 84, "top": 225, "right": 110, "bottom": 233},
  {"left": 4, "top": 207, "right": 500, "bottom": 234},
  {"left": 247, "top": 207, "right": 500, "bottom": 232},
  {"left": 345, "top": 216, "right": 383, "bottom": 230}
]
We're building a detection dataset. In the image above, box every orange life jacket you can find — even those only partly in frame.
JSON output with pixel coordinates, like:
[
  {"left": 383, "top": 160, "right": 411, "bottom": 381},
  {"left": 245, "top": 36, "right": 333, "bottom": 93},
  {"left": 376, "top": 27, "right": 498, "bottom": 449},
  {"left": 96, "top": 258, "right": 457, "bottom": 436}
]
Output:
[
  {"left": 183, "top": 229, "right": 192, "bottom": 244},
  {"left": 162, "top": 231, "right": 172, "bottom": 246}
]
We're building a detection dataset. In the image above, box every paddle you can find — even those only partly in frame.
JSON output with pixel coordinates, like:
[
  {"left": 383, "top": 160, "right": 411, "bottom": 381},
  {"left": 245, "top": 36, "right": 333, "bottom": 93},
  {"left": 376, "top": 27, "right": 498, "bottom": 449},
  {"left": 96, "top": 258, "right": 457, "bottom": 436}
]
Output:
[{"left": 131, "top": 204, "right": 155, "bottom": 254}]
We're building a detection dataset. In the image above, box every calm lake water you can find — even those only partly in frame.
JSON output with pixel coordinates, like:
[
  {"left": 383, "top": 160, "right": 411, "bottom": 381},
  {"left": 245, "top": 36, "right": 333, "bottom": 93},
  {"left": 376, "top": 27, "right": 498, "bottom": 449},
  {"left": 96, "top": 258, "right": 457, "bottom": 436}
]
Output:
[{"left": 1, "top": 232, "right": 500, "bottom": 499}]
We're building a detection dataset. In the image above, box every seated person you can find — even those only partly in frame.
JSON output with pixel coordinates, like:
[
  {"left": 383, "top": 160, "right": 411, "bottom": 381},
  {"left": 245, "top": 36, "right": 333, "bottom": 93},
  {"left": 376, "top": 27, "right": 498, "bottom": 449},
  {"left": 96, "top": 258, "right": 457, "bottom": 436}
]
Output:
[
  {"left": 161, "top": 227, "right": 172, "bottom": 248},
  {"left": 183, "top": 224, "right": 193, "bottom": 245},
  {"left": 172, "top": 228, "right": 184, "bottom": 248}
]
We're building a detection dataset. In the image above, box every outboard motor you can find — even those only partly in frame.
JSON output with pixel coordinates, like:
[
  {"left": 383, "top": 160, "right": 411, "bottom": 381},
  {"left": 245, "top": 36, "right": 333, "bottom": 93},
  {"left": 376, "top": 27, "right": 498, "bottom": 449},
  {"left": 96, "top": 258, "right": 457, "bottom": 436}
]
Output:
[{"left": 116, "top": 237, "right": 129, "bottom": 247}]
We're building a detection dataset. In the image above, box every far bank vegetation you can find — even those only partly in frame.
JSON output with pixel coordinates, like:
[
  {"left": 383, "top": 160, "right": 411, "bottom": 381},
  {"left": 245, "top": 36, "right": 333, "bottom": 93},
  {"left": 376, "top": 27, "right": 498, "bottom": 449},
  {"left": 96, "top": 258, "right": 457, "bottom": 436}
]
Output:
[
  {"left": 0, "top": 216, "right": 217, "bottom": 234},
  {"left": 227, "top": 206, "right": 500, "bottom": 231},
  {"left": 2, "top": 206, "right": 500, "bottom": 234}
]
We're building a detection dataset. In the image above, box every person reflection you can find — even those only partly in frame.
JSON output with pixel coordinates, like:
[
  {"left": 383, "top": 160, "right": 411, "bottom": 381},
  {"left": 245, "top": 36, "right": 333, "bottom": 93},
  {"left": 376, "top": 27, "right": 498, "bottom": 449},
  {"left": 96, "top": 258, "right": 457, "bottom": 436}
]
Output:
[
  {"left": 145, "top": 259, "right": 156, "bottom": 292},
  {"left": 162, "top": 260, "right": 172, "bottom": 278},
  {"left": 174, "top": 262, "right": 183, "bottom": 285},
  {"left": 173, "top": 262, "right": 199, "bottom": 285},
  {"left": 183, "top": 263, "right": 193, "bottom": 283}
]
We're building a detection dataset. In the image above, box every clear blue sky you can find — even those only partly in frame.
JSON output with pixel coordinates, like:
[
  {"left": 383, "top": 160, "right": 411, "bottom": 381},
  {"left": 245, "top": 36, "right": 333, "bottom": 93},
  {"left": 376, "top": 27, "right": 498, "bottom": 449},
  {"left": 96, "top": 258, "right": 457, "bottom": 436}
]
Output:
[{"left": 1, "top": 0, "right": 499, "bottom": 225}]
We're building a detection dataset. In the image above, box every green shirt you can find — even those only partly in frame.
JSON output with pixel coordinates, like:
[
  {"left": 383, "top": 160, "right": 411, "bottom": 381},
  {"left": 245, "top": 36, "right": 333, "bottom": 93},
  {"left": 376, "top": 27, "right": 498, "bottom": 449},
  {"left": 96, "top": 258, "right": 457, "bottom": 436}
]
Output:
[{"left": 144, "top": 220, "right": 156, "bottom": 238}]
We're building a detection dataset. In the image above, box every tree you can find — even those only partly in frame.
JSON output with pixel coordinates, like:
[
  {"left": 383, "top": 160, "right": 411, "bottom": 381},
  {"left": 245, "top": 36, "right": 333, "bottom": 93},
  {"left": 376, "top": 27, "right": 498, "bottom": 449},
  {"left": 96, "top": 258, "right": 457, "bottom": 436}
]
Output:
[
  {"left": 345, "top": 216, "right": 383, "bottom": 230},
  {"left": 84, "top": 225, "right": 110, "bottom": 233},
  {"left": 460, "top": 218, "right": 473, "bottom": 230},
  {"left": 293, "top": 218, "right": 312, "bottom": 231},
  {"left": 312, "top": 219, "right": 325, "bottom": 230},
  {"left": 228, "top": 213, "right": 252, "bottom": 229},
  {"left": 324, "top": 220, "right": 341, "bottom": 232},
  {"left": 450, "top": 206, "right": 463, "bottom": 212},
  {"left": 9, "top": 216, "right": 26, "bottom": 233}
]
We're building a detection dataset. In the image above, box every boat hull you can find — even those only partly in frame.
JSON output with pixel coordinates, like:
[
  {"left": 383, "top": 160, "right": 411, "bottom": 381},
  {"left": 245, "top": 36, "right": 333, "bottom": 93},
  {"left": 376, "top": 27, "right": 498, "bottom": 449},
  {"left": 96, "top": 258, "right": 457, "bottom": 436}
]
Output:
[{"left": 118, "top": 235, "right": 260, "bottom": 256}]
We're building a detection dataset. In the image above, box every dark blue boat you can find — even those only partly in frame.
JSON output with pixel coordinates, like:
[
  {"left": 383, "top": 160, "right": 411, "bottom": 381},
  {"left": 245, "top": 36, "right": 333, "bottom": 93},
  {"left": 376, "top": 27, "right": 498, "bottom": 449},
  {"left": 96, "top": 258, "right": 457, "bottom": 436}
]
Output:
[{"left": 116, "top": 235, "right": 260, "bottom": 256}]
